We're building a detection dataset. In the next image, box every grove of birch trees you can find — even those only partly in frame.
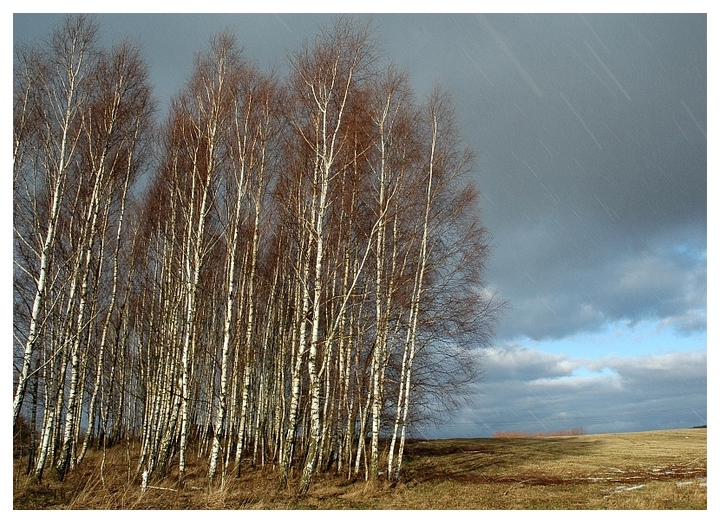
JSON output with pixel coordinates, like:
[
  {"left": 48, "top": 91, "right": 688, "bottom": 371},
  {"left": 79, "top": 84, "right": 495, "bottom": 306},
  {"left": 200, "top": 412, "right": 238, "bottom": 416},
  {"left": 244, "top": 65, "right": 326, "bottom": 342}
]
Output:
[{"left": 13, "top": 15, "right": 501, "bottom": 493}]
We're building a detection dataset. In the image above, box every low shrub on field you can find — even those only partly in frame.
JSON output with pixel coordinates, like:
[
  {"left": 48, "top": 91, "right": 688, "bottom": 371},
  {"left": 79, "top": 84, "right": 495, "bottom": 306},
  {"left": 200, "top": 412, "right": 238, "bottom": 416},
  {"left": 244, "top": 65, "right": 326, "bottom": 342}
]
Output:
[{"left": 492, "top": 427, "right": 587, "bottom": 438}]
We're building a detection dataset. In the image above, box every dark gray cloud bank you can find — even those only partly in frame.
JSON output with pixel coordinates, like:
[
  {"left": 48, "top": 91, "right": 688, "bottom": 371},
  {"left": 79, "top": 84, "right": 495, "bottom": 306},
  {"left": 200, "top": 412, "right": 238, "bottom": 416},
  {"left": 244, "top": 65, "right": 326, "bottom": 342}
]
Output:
[
  {"left": 13, "top": 12, "right": 707, "bottom": 437},
  {"left": 464, "top": 15, "right": 707, "bottom": 343}
]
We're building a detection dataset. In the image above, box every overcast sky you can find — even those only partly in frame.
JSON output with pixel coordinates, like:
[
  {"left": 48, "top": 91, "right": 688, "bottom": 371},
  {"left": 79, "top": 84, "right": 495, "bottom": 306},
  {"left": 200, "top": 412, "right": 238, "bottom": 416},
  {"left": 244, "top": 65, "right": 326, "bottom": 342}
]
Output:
[{"left": 11, "top": 5, "right": 709, "bottom": 438}]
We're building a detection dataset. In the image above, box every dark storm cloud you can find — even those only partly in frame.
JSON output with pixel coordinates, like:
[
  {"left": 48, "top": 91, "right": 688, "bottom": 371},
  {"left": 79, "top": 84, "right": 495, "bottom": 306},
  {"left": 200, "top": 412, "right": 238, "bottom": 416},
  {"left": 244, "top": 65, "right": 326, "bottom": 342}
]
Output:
[{"left": 449, "top": 14, "right": 708, "bottom": 342}]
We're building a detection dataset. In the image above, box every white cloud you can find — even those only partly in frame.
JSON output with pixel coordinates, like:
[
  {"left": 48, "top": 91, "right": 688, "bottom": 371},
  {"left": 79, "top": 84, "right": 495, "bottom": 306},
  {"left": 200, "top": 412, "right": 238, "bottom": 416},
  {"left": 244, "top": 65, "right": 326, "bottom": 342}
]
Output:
[{"left": 482, "top": 345, "right": 578, "bottom": 381}]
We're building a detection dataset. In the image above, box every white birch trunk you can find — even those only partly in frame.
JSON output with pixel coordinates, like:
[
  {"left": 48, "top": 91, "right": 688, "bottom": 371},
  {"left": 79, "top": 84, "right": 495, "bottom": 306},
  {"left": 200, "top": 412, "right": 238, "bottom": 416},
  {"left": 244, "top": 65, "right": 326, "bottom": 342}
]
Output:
[
  {"left": 208, "top": 180, "right": 244, "bottom": 482},
  {"left": 389, "top": 105, "right": 437, "bottom": 482}
]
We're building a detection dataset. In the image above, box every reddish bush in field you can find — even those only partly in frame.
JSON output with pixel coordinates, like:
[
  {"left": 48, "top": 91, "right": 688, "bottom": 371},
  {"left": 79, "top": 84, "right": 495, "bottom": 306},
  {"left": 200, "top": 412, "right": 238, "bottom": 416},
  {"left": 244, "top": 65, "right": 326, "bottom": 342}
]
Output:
[{"left": 492, "top": 427, "right": 587, "bottom": 438}]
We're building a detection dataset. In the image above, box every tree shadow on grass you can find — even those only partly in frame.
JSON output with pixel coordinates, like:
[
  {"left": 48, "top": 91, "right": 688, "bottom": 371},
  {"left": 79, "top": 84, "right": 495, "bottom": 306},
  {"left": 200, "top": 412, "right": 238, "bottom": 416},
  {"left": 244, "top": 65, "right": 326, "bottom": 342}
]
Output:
[{"left": 400, "top": 437, "right": 603, "bottom": 485}]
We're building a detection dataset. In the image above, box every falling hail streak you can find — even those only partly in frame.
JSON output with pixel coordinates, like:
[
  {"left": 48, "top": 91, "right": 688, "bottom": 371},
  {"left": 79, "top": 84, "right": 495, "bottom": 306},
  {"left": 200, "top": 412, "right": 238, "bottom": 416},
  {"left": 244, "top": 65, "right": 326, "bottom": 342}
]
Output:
[
  {"left": 580, "top": 14, "right": 612, "bottom": 55},
  {"left": 672, "top": 116, "right": 691, "bottom": 143},
  {"left": 529, "top": 410, "right": 549, "bottom": 432},
  {"left": 523, "top": 159, "right": 539, "bottom": 177},
  {"left": 559, "top": 91, "right": 603, "bottom": 150},
  {"left": 584, "top": 41, "right": 631, "bottom": 101},
  {"left": 594, "top": 193, "right": 618, "bottom": 222},
  {"left": 541, "top": 181, "right": 559, "bottom": 205},
  {"left": 565, "top": 43, "right": 616, "bottom": 98},
  {"left": 456, "top": 39, "right": 495, "bottom": 88},
  {"left": 538, "top": 137, "right": 554, "bottom": 158},
  {"left": 680, "top": 99, "right": 707, "bottom": 139},
  {"left": 273, "top": 14, "right": 297, "bottom": 36},
  {"left": 476, "top": 14, "right": 544, "bottom": 99}
]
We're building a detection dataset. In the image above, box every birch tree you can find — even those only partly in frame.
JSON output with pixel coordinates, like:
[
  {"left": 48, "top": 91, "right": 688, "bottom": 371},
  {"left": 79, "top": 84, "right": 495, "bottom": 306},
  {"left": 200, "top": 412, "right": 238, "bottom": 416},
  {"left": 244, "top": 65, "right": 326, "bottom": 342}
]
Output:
[
  {"left": 208, "top": 47, "right": 279, "bottom": 484},
  {"left": 55, "top": 38, "right": 153, "bottom": 481},
  {"left": 13, "top": 15, "right": 98, "bottom": 430},
  {"left": 281, "top": 18, "right": 378, "bottom": 494}
]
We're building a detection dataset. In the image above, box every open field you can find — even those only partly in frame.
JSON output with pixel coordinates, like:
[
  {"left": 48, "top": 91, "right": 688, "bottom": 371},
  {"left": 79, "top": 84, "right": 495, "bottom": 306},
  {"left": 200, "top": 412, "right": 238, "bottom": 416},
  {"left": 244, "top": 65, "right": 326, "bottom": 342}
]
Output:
[{"left": 13, "top": 428, "right": 706, "bottom": 509}]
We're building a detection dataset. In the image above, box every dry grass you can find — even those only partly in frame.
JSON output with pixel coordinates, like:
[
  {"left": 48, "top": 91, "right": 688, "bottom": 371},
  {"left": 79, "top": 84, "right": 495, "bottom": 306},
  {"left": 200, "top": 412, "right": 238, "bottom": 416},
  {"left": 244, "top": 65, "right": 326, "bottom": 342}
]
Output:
[{"left": 13, "top": 428, "right": 706, "bottom": 509}]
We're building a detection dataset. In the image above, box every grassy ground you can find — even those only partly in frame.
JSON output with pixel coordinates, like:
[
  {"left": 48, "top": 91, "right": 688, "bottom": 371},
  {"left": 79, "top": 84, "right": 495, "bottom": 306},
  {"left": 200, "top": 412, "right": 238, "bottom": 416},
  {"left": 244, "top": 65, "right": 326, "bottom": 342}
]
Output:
[{"left": 13, "top": 428, "right": 706, "bottom": 509}]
